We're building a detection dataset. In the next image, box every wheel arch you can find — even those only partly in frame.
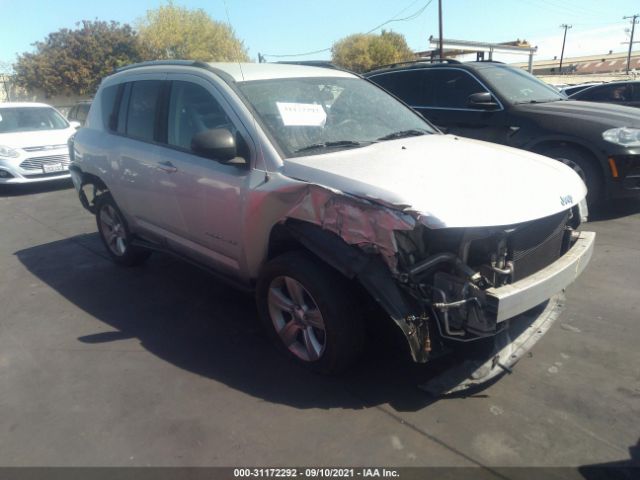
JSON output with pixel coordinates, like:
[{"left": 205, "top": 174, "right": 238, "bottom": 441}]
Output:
[
  {"left": 265, "top": 219, "right": 430, "bottom": 361},
  {"left": 527, "top": 138, "right": 606, "bottom": 179},
  {"left": 69, "top": 165, "right": 110, "bottom": 214}
]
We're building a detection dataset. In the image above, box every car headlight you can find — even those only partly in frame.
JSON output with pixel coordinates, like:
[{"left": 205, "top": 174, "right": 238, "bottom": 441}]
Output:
[
  {"left": 0, "top": 145, "right": 20, "bottom": 158},
  {"left": 602, "top": 127, "right": 640, "bottom": 147}
]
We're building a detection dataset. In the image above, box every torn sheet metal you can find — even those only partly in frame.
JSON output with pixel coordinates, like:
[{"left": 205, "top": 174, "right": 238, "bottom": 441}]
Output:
[{"left": 283, "top": 183, "right": 416, "bottom": 271}]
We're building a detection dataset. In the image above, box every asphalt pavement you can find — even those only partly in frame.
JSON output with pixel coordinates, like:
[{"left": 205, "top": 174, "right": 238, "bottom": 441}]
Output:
[{"left": 0, "top": 180, "right": 638, "bottom": 468}]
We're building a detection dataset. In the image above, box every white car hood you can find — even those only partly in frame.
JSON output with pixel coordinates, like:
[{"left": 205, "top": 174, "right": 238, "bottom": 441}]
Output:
[
  {"left": 0, "top": 128, "right": 75, "bottom": 149},
  {"left": 283, "top": 134, "right": 587, "bottom": 229}
]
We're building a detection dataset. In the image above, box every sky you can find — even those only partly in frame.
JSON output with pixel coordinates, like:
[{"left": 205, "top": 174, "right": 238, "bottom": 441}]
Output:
[{"left": 0, "top": 0, "right": 638, "bottom": 67}]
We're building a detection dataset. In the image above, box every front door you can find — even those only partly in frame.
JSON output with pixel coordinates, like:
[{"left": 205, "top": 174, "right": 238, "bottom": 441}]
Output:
[
  {"left": 157, "top": 75, "right": 252, "bottom": 274},
  {"left": 413, "top": 68, "right": 509, "bottom": 144}
]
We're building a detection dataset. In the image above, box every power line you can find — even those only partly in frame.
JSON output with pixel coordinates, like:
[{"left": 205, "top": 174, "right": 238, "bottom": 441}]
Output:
[{"left": 261, "top": 0, "right": 434, "bottom": 59}]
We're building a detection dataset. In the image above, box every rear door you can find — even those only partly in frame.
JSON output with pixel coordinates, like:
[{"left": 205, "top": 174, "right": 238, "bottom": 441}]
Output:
[{"left": 113, "top": 77, "right": 181, "bottom": 236}]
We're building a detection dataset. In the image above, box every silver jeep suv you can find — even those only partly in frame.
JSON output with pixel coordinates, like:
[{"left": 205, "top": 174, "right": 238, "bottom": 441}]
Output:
[{"left": 70, "top": 61, "right": 595, "bottom": 393}]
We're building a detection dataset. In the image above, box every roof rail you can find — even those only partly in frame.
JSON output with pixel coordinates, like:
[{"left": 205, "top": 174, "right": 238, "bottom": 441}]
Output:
[
  {"left": 275, "top": 60, "right": 339, "bottom": 69},
  {"left": 114, "top": 60, "right": 211, "bottom": 73},
  {"left": 367, "top": 57, "right": 461, "bottom": 72}
]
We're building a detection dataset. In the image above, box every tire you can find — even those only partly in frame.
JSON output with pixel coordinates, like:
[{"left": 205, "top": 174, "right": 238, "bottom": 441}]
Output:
[
  {"left": 540, "top": 146, "right": 603, "bottom": 207},
  {"left": 95, "top": 193, "right": 151, "bottom": 266},
  {"left": 256, "top": 251, "right": 364, "bottom": 374}
]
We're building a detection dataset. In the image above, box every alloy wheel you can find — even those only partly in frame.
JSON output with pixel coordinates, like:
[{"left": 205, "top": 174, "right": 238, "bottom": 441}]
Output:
[
  {"left": 267, "top": 275, "right": 327, "bottom": 362},
  {"left": 99, "top": 204, "right": 127, "bottom": 256}
]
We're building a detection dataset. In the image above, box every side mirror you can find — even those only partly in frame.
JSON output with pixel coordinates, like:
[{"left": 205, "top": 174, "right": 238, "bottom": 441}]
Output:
[
  {"left": 467, "top": 92, "right": 499, "bottom": 110},
  {"left": 191, "top": 128, "right": 237, "bottom": 162},
  {"left": 69, "top": 120, "right": 81, "bottom": 130}
]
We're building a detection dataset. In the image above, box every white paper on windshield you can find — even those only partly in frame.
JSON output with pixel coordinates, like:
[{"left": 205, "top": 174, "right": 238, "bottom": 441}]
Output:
[{"left": 276, "top": 102, "right": 326, "bottom": 127}]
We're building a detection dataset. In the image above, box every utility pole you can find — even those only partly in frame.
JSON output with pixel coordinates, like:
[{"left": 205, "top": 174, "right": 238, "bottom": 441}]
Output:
[
  {"left": 623, "top": 14, "right": 639, "bottom": 74},
  {"left": 559, "top": 24, "right": 572, "bottom": 74},
  {"left": 438, "top": 0, "right": 444, "bottom": 59}
]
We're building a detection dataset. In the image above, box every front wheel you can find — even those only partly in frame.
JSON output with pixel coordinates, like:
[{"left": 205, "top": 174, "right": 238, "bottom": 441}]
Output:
[
  {"left": 95, "top": 194, "right": 151, "bottom": 266},
  {"left": 256, "top": 251, "right": 364, "bottom": 374}
]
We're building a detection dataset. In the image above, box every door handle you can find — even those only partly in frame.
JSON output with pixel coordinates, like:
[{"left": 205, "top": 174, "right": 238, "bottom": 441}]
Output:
[{"left": 157, "top": 161, "right": 177, "bottom": 173}]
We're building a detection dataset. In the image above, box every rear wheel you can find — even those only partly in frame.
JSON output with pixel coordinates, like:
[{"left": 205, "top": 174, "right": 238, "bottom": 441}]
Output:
[
  {"left": 96, "top": 194, "right": 150, "bottom": 266},
  {"left": 256, "top": 251, "right": 364, "bottom": 374},
  {"left": 540, "top": 146, "right": 603, "bottom": 207}
]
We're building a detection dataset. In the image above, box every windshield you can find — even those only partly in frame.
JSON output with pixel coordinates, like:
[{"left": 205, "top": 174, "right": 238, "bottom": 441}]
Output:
[
  {"left": 480, "top": 66, "right": 565, "bottom": 104},
  {"left": 0, "top": 107, "right": 69, "bottom": 133},
  {"left": 237, "top": 77, "right": 435, "bottom": 157}
]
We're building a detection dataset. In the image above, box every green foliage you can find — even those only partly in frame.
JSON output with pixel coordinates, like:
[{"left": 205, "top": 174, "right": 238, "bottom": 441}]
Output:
[
  {"left": 137, "top": 2, "right": 249, "bottom": 62},
  {"left": 13, "top": 20, "right": 142, "bottom": 97},
  {"left": 331, "top": 31, "right": 415, "bottom": 73}
]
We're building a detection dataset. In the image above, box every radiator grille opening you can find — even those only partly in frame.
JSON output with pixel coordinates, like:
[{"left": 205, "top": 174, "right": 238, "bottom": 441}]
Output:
[{"left": 509, "top": 211, "right": 568, "bottom": 282}]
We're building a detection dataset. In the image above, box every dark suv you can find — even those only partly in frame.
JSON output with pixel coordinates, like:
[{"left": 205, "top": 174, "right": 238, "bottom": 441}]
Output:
[{"left": 365, "top": 60, "right": 640, "bottom": 205}]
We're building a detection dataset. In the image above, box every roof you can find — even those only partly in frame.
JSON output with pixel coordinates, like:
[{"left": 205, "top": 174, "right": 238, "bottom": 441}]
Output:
[
  {"left": 113, "top": 60, "right": 356, "bottom": 82},
  {"left": 0, "top": 102, "right": 54, "bottom": 109},
  {"left": 208, "top": 63, "right": 355, "bottom": 82}
]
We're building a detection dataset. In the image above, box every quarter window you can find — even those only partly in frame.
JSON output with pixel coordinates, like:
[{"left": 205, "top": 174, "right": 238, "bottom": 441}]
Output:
[{"left": 99, "top": 85, "right": 120, "bottom": 131}]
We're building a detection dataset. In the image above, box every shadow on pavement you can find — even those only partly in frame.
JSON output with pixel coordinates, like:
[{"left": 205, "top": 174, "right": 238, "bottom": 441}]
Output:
[
  {"left": 14, "top": 233, "right": 479, "bottom": 412},
  {"left": 579, "top": 439, "right": 639, "bottom": 479},
  {"left": 0, "top": 178, "right": 73, "bottom": 197}
]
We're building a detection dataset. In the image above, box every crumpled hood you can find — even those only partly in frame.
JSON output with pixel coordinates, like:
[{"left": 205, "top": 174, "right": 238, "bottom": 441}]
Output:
[
  {"left": 283, "top": 134, "right": 587, "bottom": 229},
  {"left": 0, "top": 128, "right": 75, "bottom": 149}
]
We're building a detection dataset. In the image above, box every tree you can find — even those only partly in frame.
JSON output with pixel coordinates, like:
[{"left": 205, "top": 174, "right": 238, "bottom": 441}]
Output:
[
  {"left": 13, "top": 20, "right": 142, "bottom": 97},
  {"left": 331, "top": 31, "right": 415, "bottom": 73},
  {"left": 137, "top": 2, "right": 249, "bottom": 62}
]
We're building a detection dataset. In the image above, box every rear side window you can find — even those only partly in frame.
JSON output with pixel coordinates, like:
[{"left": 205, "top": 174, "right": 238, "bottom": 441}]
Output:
[
  {"left": 429, "top": 69, "right": 488, "bottom": 108},
  {"left": 100, "top": 85, "right": 120, "bottom": 131},
  {"left": 371, "top": 70, "right": 429, "bottom": 106},
  {"left": 125, "top": 81, "right": 164, "bottom": 141}
]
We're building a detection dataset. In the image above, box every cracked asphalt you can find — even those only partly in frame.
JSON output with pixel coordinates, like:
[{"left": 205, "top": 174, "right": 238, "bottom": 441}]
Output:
[{"left": 0, "top": 180, "right": 638, "bottom": 468}]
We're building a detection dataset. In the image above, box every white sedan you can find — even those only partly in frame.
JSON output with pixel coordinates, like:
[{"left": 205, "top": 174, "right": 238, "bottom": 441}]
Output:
[{"left": 0, "top": 102, "right": 79, "bottom": 184}]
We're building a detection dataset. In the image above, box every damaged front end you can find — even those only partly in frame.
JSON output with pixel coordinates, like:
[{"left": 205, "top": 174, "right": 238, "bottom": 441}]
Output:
[{"left": 280, "top": 185, "right": 594, "bottom": 394}]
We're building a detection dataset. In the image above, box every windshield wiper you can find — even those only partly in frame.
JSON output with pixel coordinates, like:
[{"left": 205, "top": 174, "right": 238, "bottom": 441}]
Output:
[
  {"left": 377, "top": 129, "right": 428, "bottom": 141},
  {"left": 294, "top": 140, "right": 368, "bottom": 154}
]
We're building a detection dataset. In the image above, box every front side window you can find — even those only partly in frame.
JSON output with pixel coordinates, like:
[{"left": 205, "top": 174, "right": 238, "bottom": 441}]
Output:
[
  {"left": 429, "top": 69, "right": 489, "bottom": 108},
  {"left": 237, "top": 77, "right": 435, "bottom": 157},
  {"left": 125, "top": 81, "right": 164, "bottom": 141},
  {"left": 0, "top": 107, "right": 68, "bottom": 133},
  {"left": 167, "top": 81, "right": 234, "bottom": 151},
  {"left": 579, "top": 84, "right": 632, "bottom": 102}
]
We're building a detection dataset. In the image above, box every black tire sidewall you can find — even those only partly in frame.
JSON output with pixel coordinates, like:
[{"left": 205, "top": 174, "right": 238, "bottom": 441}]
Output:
[
  {"left": 256, "top": 251, "right": 364, "bottom": 374},
  {"left": 542, "top": 146, "right": 602, "bottom": 206}
]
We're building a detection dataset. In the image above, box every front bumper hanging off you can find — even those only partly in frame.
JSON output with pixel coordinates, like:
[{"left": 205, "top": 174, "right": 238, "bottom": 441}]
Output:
[{"left": 420, "top": 231, "right": 595, "bottom": 395}]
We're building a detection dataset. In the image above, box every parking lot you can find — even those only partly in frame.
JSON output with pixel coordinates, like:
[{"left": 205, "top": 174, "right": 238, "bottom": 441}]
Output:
[{"left": 0, "top": 180, "right": 638, "bottom": 468}]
